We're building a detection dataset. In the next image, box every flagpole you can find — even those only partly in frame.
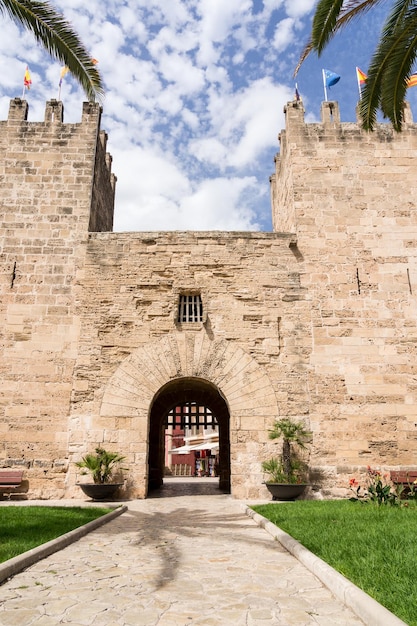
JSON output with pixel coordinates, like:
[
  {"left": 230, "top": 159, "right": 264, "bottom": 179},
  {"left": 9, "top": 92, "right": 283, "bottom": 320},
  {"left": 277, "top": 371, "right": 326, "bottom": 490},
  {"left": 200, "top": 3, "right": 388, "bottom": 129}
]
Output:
[{"left": 322, "top": 69, "right": 328, "bottom": 101}]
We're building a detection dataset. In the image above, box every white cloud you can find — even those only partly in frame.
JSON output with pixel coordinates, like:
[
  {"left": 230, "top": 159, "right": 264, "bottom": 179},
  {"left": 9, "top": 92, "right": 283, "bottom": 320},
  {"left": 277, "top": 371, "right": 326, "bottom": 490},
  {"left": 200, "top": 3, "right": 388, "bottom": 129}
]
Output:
[
  {"left": 158, "top": 53, "right": 206, "bottom": 94},
  {"left": 189, "top": 138, "right": 228, "bottom": 167},
  {"left": 178, "top": 177, "right": 260, "bottom": 230},
  {"left": 190, "top": 79, "right": 290, "bottom": 170},
  {"left": 263, "top": 0, "right": 285, "bottom": 11},
  {"left": 284, "top": 0, "right": 316, "bottom": 19},
  {"left": 113, "top": 147, "right": 190, "bottom": 231},
  {"left": 273, "top": 17, "right": 297, "bottom": 52},
  {"left": 113, "top": 149, "right": 260, "bottom": 232},
  {"left": 0, "top": 1, "right": 390, "bottom": 233},
  {"left": 197, "top": 0, "right": 253, "bottom": 42}
]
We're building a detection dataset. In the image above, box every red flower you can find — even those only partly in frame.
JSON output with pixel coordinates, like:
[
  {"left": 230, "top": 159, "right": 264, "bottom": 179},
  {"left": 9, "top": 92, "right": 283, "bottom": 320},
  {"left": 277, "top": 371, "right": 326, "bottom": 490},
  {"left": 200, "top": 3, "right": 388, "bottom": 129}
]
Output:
[{"left": 349, "top": 478, "right": 359, "bottom": 487}]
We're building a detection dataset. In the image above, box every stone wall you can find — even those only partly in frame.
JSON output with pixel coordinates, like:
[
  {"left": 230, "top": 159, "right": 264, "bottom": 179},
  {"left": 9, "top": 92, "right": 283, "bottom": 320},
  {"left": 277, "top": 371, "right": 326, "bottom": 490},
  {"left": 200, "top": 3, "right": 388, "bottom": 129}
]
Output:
[
  {"left": 2, "top": 94, "right": 417, "bottom": 500},
  {"left": 271, "top": 99, "right": 417, "bottom": 492},
  {"left": 0, "top": 100, "right": 115, "bottom": 497},
  {"left": 89, "top": 130, "right": 116, "bottom": 232},
  {"left": 68, "top": 231, "right": 310, "bottom": 500}
]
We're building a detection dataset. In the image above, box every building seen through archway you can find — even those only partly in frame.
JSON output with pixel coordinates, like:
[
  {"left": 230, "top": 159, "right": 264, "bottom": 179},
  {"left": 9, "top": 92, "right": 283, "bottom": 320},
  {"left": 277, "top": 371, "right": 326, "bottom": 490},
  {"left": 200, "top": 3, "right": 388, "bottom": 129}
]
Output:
[
  {"left": 148, "top": 378, "right": 230, "bottom": 495},
  {"left": 165, "top": 403, "right": 219, "bottom": 478}
]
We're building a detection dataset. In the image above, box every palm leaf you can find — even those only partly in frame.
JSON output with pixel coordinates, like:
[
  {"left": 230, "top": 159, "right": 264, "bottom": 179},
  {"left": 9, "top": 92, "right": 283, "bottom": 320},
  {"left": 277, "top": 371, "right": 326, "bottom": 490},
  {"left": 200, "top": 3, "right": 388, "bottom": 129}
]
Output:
[
  {"left": 0, "top": 0, "right": 103, "bottom": 101},
  {"left": 379, "top": 2, "right": 417, "bottom": 129},
  {"left": 331, "top": 0, "right": 388, "bottom": 30},
  {"left": 360, "top": 1, "right": 417, "bottom": 130},
  {"left": 310, "top": 0, "right": 345, "bottom": 54},
  {"left": 295, "top": 0, "right": 386, "bottom": 76},
  {"left": 268, "top": 418, "right": 311, "bottom": 447}
]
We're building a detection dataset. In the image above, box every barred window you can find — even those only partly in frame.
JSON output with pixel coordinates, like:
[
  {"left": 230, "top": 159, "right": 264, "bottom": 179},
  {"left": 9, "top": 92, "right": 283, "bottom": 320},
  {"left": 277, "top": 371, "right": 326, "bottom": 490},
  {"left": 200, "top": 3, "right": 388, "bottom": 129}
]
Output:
[{"left": 178, "top": 294, "right": 203, "bottom": 323}]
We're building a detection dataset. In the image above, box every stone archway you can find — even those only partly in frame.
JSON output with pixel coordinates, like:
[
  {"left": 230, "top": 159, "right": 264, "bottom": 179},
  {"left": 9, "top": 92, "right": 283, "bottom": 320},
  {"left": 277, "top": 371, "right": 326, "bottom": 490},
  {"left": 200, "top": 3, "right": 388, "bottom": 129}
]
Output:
[
  {"left": 148, "top": 377, "right": 231, "bottom": 494},
  {"left": 99, "top": 331, "right": 279, "bottom": 499}
]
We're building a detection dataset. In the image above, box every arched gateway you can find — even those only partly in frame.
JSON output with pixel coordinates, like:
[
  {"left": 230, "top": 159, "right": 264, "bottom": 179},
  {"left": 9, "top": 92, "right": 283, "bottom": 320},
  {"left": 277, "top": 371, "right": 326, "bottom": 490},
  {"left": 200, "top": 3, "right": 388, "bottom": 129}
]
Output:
[
  {"left": 148, "top": 377, "right": 231, "bottom": 493},
  {"left": 97, "top": 331, "right": 279, "bottom": 499}
]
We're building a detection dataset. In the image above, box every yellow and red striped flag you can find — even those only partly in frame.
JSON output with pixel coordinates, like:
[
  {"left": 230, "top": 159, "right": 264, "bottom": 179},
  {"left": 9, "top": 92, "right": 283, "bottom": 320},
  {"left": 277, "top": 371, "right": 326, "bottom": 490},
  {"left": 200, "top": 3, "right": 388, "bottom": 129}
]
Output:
[
  {"left": 407, "top": 74, "right": 417, "bottom": 88},
  {"left": 23, "top": 66, "right": 32, "bottom": 89}
]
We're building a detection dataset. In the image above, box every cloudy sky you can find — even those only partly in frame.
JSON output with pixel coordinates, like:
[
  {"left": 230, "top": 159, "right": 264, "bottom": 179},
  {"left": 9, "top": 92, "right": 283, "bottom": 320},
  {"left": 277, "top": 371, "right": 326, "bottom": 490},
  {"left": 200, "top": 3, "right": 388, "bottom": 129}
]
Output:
[{"left": 0, "top": 1, "right": 414, "bottom": 232}]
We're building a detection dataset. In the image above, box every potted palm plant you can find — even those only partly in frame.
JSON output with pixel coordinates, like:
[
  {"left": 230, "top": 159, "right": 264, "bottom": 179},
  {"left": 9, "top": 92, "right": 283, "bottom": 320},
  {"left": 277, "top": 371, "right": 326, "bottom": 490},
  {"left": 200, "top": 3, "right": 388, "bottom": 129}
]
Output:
[
  {"left": 76, "top": 446, "right": 127, "bottom": 500},
  {"left": 262, "top": 417, "right": 312, "bottom": 500}
]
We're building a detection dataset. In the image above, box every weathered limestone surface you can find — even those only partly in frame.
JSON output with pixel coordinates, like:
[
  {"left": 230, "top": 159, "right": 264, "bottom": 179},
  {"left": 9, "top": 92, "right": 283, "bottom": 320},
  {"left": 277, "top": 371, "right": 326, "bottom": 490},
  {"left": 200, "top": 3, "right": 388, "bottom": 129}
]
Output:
[
  {"left": 0, "top": 100, "right": 115, "bottom": 497},
  {"left": 271, "top": 100, "right": 417, "bottom": 491},
  {"left": 1, "top": 96, "right": 417, "bottom": 500},
  {"left": 68, "top": 231, "right": 309, "bottom": 499}
]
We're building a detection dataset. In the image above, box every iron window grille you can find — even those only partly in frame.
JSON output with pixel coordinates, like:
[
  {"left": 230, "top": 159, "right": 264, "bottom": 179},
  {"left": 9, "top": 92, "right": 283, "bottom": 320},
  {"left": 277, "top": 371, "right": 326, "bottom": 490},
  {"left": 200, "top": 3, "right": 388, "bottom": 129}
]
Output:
[{"left": 178, "top": 294, "right": 203, "bottom": 323}]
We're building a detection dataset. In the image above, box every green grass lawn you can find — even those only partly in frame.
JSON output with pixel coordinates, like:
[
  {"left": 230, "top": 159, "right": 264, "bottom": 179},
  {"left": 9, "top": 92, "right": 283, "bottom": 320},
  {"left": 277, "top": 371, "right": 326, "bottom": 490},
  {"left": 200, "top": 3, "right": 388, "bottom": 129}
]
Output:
[
  {"left": 252, "top": 499, "right": 417, "bottom": 626},
  {"left": 0, "top": 506, "right": 112, "bottom": 563}
]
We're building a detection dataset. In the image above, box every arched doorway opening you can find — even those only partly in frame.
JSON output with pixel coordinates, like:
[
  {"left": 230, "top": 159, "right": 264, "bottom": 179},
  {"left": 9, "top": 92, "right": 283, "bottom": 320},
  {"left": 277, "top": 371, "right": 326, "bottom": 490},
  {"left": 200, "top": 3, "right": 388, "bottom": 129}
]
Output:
[{"left": 148, "top": 377, "right": 230, "bottom": 495}]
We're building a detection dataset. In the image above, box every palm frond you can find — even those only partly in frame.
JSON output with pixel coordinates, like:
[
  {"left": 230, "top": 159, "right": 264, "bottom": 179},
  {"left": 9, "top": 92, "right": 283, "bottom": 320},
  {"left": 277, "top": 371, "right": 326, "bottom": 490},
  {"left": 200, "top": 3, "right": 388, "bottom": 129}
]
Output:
[
  {"left": 268, "top": 418, "right": 311, "bottom": 446},
  {"left": 360, "top": 1, "right": 417, "bottom": 130},
  {"left": 294, "top": 40, "right": 314, "bottom": 77},
  {"left": 295, "top": 0, "right": 386, "bottom": 76},
  {"left": 379, "top": 2, "right": 417, "bottom": 129},
  {"left": 1, "top": 0, "right": 103, "bottom": 101},
  {"left": 310, "top": 0, "right": 345, "bottom": 54},
  {"left": 334, "top": 0, "right": 388, "bottom": 29}
]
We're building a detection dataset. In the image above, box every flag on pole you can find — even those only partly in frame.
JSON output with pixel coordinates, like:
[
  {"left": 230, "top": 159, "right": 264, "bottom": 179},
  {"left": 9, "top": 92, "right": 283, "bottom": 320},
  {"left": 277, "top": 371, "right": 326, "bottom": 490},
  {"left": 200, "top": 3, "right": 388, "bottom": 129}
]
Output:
[
  {"left": 356, "top": 67, "right": 367, "bottom": 86},
  {"left": 22, "top": 66, "right": 32, "bottom": 98},
  {"left": 407, "top": 74, "right": 417, "bottom": 88},
  {"left": 356, "top": 67, "right": 367, "bottom": 99},
  {"left": 58, "top": 65, "right": 69, "bottom": 99},
  {"left": 59, "top": 66, "right": 69, "bottom": 87},
  {"left": 322, "top": 69, "right": 340, "bottom": 101},
  {"left": 323, "top": 69, "right": 341, "bottom": 88},
  {"left": 295, "top": 83, "right": 300, "bottom": 101},
  {"left": 23, "top": 66, "right": 32, "bottom": 90}
]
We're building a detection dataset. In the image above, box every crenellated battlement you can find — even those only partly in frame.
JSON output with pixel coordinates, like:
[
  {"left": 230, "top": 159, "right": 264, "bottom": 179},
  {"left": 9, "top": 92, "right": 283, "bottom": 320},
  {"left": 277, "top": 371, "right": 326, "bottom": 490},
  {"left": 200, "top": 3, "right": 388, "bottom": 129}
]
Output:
[
  {"left": 4, "top": 96, "right": 103, "bottom": 126},
  {"left": 281, "top": 98, "right": 414, "bottom": 140}
]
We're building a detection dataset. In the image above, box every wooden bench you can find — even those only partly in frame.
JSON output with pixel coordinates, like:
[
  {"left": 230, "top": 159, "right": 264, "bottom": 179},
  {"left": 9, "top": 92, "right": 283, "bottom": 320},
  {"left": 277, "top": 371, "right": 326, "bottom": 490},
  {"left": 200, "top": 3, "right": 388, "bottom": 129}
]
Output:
[
  {"left": 0, "top": 470, "right": 24, "bottom": 499},
  {"left": 390, "top": 471, "right": 417, "bottom": 483},
  {"left": 390, "top": 471, "right": 417, "bottom": 495}
]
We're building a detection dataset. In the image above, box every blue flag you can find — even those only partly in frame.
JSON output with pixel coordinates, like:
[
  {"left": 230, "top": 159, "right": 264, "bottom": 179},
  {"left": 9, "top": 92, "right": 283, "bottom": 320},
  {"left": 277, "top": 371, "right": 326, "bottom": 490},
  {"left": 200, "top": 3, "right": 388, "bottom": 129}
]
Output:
[{"left": 323, "top": 69, "right": 341, "bottom": 88}]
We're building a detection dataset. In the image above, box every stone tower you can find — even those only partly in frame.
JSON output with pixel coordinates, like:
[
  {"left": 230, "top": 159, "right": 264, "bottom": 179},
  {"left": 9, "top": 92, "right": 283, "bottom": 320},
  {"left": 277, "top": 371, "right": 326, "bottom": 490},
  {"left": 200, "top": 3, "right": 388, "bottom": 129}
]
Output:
[
  {"left": 1, "top": 96, "right": 417, "bottom": 500},
  {"left": 0, "top": 99, "right": 116, "bottom": 497},
  {"left": 270, "top": 99, "right": 417, "bottom": 486}
]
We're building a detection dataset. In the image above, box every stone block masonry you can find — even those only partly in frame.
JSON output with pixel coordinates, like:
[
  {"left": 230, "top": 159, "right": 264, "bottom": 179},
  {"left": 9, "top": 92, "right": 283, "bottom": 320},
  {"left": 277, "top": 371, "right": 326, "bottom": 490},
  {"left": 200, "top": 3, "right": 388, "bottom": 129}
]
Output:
[
  {"left": 0, "top": 99, "right": 115, "bottom": 496},
  {"left": 1, "top": 95, "right": 417, "bottom": 499},
  {"left": 67, "top": 231, "right": 310, "bottom": 498},
  {"left": 271, "top": 99, "right": 417, "bottom": 493}
]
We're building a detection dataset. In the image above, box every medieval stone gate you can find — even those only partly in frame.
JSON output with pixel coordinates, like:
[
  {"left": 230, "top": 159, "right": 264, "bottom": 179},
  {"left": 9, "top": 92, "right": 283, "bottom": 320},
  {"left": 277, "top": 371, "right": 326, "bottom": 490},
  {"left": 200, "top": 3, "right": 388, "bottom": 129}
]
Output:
[
  {"left": 68, "top": 332, "right": 280, "bottom": 500},
  {"left": 2, "top": 96, "right": 417, "bottom": 500}
]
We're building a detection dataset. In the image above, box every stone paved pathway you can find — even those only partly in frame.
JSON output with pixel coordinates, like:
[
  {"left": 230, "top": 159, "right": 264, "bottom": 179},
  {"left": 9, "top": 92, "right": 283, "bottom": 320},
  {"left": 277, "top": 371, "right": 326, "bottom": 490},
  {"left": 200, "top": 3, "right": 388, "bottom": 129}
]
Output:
[{"left": 0, "top": 479, "right": 364, "bottom": 625}]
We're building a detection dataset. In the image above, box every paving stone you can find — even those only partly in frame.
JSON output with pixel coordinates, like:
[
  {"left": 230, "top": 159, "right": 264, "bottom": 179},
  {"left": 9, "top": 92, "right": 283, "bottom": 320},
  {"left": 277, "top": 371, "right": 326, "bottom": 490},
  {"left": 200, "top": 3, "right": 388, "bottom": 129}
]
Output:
[{"left": 0, "top": 481, "right": 365, "bottom": 625}]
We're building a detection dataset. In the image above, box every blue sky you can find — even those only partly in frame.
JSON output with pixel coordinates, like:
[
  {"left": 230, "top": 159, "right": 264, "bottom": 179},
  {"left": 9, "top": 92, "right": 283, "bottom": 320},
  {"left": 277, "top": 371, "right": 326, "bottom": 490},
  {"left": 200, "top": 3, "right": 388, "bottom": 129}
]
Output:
[{"left": 0, "top": 1, "right": 415, "bottom": 232}]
